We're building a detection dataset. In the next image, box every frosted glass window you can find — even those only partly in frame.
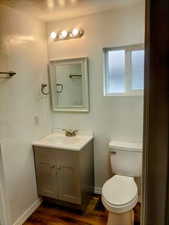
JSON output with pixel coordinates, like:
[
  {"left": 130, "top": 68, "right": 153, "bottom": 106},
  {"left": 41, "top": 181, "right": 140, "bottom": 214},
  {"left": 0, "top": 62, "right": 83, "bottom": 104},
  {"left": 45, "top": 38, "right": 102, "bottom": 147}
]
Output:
[
  {"left": 104, "top": 45, "right": 144, "bottom": 96},
  {"left": 131, "top": 50, "right": 144, "bottom": 90},
  {"left": 107, "top": 50, "right": 125, "bottom": 93}
]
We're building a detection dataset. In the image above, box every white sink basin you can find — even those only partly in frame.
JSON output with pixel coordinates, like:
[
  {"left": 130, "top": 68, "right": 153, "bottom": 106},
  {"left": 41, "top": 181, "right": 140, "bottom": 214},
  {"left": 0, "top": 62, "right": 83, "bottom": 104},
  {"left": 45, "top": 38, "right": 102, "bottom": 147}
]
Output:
[{"left": 33, "top": 131, "right": 94, "bottom": 151}]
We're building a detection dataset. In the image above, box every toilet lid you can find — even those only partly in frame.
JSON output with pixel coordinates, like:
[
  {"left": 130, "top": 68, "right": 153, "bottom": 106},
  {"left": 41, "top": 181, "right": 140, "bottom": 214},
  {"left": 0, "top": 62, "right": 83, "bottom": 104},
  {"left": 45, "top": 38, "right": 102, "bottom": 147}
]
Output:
[{"left": 102, "top": 175, "right": 137, "bottom": 206}]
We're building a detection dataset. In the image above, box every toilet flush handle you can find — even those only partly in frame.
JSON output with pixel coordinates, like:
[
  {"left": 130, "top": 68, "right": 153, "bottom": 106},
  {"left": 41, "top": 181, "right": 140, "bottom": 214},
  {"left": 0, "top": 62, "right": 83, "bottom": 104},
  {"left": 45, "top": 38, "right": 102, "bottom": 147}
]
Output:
[{"left": 110, "top": 151, "right": 117, "bottom": 154}]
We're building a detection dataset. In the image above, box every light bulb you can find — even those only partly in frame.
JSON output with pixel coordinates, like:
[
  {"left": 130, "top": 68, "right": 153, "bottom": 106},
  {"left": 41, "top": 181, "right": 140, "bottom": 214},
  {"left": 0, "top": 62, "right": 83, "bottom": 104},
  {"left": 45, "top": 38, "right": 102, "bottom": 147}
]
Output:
[
  {"left": 59, "top": 30, "right": 68, "bottom": 39},
  {"left": 50, "top": 32, "right": 57, "bottom": 40},
  {"left": 71, "top": 28, "right": 80, "bottom": 37}
]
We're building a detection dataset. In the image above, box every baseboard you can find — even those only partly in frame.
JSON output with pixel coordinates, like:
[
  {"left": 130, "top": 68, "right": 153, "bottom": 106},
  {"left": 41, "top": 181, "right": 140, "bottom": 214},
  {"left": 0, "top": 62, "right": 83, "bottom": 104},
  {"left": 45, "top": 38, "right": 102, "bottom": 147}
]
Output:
[
  {"left": 13, "top": 198, "right": 42, "bottom": 225},
  {"left": 94, "top": 186, "right": 102, "bottom": 194}
]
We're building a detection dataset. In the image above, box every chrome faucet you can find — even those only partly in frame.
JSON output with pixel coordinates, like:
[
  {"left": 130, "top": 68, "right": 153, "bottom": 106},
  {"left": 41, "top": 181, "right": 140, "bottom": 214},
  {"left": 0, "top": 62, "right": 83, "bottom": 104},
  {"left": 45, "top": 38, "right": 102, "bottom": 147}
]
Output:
[{"left": 63, "top": 129, "right": 78, "bottom": 137}]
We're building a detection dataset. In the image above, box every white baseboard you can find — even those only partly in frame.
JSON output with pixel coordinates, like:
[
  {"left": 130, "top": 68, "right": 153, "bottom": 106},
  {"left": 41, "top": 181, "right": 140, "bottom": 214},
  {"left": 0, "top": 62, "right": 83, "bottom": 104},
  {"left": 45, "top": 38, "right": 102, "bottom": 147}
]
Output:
[
  {"left": 94, "top": 186, "right": 102, "bottom": 194},
  {"left": 13, "top": 198, "right": 42, "bottom": 225}
]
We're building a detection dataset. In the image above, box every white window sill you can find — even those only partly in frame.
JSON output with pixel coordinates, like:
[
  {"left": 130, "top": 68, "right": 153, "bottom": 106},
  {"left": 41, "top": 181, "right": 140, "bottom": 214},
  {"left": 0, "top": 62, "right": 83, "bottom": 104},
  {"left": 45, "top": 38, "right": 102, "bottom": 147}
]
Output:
[{"left": 104, "top": 90, "right": 144, "bottom": 97}]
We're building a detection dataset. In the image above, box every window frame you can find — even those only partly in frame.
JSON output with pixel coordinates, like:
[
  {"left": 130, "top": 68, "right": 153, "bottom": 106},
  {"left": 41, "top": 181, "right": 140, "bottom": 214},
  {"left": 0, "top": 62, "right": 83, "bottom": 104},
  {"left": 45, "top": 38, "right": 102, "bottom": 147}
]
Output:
[{"left": 103, "top": 44, "right": 144, "bottom": 96}]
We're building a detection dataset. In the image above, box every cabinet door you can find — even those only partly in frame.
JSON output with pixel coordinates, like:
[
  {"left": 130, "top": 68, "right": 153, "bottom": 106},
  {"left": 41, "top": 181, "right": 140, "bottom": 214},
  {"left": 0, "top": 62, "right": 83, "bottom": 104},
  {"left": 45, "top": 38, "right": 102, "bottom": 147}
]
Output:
[
  {"left": 57, "top": 151, "right": 81, "bottom": 204},
  {"left": 34, "top": 149, "right": 59, "bottom": 199},
  {"left": 36, "top": 160, "right": 58, "bottom": 199}
]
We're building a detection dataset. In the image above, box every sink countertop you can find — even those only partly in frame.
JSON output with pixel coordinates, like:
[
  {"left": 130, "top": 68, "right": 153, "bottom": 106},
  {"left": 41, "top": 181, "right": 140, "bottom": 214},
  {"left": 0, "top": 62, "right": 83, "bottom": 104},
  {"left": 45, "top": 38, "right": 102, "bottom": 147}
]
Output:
[{"left": 32, "top": 130, "right": 94, "bottom": 151}]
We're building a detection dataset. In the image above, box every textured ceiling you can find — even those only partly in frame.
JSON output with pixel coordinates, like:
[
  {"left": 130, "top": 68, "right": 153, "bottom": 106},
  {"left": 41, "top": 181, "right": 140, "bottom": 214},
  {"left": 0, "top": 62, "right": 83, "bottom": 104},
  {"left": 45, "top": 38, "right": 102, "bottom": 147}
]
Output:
[{"left": 0, "top": 0, "right": 143, "bottom": 22}]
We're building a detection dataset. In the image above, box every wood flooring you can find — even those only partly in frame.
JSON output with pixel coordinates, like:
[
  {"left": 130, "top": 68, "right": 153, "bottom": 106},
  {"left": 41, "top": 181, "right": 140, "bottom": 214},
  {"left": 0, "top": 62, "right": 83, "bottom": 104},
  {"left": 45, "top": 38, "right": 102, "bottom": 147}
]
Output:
[{"left": 24, "top": 195, "right": 140, "bottom": 225}]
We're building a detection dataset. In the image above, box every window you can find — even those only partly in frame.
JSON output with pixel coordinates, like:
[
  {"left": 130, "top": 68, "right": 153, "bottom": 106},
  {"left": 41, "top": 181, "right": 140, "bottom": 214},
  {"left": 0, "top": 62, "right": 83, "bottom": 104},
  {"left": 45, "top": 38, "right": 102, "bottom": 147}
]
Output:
[{"left": 104, "top": 45, "right": 144, "bottom": 96}]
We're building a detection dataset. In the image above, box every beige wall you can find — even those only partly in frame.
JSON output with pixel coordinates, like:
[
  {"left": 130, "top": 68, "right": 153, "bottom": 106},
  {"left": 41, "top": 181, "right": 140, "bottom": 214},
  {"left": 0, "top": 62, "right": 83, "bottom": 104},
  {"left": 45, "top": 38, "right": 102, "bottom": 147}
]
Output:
[
  {"left": 0, "top": 5, "right": 51, "bottom": 225},
  {"left": 47, "top": 2, "right": 145, "bottom": 191}
]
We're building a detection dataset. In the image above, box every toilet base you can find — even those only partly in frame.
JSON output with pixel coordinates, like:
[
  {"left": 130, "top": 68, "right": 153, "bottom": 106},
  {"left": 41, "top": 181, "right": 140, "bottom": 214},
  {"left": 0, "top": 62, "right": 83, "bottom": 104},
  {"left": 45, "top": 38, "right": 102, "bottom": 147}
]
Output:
[{"left": 107, "top": 210, "right": 134, "bottom": 225}]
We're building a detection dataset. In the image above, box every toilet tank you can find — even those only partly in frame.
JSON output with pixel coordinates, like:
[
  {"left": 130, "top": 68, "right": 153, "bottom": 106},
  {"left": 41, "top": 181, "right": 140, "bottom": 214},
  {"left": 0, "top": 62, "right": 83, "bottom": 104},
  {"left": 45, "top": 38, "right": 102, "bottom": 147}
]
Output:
[{"left": 109, "top": 141, "right": 142, "bottom": 177}]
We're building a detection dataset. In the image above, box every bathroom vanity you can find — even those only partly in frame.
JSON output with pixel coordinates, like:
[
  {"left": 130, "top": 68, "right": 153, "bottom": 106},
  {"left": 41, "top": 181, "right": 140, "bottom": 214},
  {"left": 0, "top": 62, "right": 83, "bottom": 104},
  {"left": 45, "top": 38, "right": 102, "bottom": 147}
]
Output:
[{"left": 33, "top": 131, "right": 94, "bottom": 208}]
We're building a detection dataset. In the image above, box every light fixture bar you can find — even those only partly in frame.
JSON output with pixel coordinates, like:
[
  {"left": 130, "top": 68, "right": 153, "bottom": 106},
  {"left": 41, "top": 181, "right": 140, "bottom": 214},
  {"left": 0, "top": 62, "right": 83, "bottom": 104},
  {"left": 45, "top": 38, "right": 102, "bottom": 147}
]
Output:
[{"left": 49, "top": 28, "right": 84, "bottom": 41}]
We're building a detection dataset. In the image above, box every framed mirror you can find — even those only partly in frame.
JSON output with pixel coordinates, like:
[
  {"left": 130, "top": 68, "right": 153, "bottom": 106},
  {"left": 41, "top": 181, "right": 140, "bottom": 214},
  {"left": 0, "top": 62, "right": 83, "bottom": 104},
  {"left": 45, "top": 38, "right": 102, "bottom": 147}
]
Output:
[{"left": 49, "top": 57, "right": 89, "bottom": 112}]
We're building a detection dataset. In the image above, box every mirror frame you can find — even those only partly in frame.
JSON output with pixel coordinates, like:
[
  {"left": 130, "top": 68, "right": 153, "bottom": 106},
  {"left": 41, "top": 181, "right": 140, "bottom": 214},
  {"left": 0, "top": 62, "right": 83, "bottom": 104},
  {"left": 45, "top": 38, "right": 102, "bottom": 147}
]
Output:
[{"left": 49, "top": 57, "right": 89, "bottom": 112}]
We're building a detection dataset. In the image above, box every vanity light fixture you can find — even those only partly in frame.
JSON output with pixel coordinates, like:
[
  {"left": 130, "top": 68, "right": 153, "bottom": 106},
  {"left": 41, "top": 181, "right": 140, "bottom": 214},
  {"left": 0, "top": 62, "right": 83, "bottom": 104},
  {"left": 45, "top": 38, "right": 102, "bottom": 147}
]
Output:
[
  {"left": 50, "top": 31, "right": 57, "bottom": 40},
  {"left": 49, "top": 28, "right": 84, "bottom": 41},
  {"left": 59, "top": 30, "right": 68, "bottom": 39},
  {"left": 71, "top": 28, "right": 83, "bottom": 38}
]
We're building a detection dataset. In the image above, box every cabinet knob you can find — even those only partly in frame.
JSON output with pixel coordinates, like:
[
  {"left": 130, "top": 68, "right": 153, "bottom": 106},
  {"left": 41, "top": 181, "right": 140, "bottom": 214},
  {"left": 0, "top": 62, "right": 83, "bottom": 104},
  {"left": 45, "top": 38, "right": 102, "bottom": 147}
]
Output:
[
  {"left": 57, "top": 165, "right": 61, "bottom": 170},
  {"left": 50, "top": 165, "right": 55, "bottom": 169}
]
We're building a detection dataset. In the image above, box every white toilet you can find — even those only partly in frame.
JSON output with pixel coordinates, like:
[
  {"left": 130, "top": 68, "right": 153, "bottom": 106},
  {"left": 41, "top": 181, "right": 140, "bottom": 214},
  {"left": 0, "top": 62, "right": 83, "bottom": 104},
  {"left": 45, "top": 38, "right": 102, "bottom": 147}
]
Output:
[{"left": 102, "top": 141, "right": 142, "bottom": 225}]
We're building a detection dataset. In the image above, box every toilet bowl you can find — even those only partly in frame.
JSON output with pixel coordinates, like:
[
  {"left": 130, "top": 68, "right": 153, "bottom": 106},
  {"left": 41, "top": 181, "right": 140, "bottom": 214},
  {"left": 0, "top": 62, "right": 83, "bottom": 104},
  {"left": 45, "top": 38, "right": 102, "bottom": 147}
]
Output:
[
  {"left": 101, "top": 141, "right": 142, "bottom": 225},
  {"left": 102, "top": 175, "right": 138, "bottom": 225},
  {"left": 102, "top": 175, "right": 138, "bottom": 213}
]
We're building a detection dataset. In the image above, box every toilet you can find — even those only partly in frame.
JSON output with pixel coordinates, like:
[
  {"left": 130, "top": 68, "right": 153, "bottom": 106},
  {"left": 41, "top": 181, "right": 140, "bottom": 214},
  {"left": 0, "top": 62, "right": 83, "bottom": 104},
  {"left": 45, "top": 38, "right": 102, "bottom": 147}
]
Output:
[{"left": 102, "top": 141, "right": 142, "bottom": 225}]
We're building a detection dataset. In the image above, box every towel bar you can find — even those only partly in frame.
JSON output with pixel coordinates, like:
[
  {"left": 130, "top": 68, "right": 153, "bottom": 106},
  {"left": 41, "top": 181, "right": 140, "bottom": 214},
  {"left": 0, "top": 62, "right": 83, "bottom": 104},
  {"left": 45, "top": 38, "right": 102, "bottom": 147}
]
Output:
[{"left": 0, "top": 71, "right": 16, "bottom": 78}]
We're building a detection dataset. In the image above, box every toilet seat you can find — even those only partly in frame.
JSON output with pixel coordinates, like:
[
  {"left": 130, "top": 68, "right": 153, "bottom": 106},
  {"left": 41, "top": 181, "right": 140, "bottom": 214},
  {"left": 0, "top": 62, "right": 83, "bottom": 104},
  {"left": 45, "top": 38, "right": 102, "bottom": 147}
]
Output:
[{"left": 102, "top": 175, "right": 138, "bottom": 214}]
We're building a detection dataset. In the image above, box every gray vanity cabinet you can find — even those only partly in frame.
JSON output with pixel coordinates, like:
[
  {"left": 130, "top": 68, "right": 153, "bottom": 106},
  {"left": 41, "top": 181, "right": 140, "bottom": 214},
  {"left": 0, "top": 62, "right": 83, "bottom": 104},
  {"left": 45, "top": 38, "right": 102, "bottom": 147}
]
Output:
[{"left": 33, "top": 141, "right": 94, "bottom": 207}]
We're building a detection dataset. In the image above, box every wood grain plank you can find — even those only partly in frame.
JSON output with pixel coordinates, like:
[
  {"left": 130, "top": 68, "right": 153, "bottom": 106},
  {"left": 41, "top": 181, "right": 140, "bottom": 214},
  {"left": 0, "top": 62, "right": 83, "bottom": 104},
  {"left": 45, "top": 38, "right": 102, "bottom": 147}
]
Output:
[{"left": 24, "top": 195, "right": 140, "bottom": 225}]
